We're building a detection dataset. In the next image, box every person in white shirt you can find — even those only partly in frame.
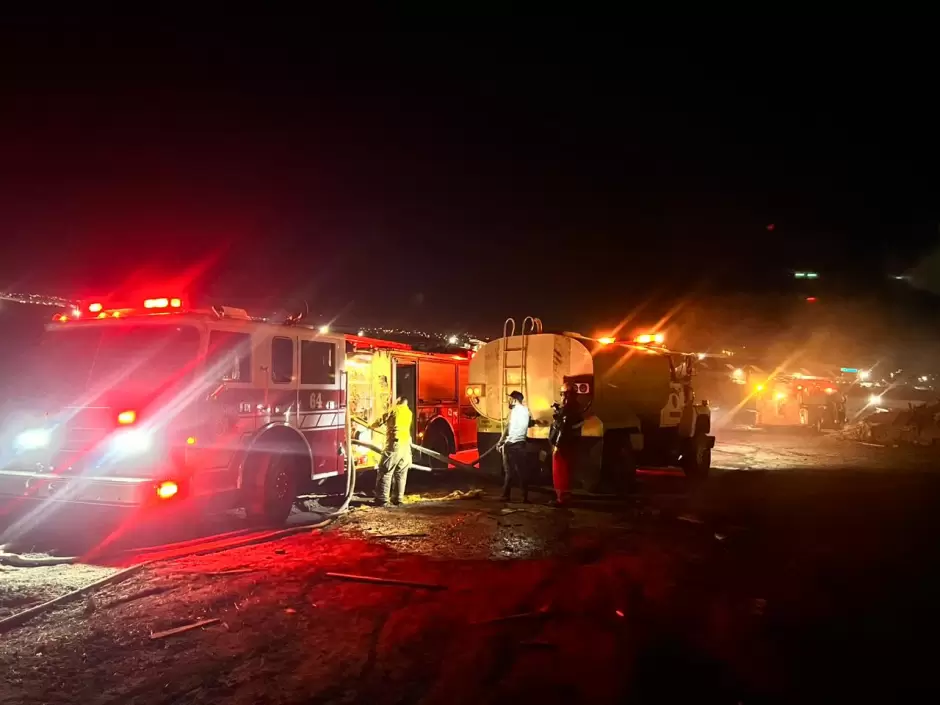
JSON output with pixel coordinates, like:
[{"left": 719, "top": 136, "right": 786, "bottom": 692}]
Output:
[{"left": 497, "top": 390, "right": 531, "bottom": 502}]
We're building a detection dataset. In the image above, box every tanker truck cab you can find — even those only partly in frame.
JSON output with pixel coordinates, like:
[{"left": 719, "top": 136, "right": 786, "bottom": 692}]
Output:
[{"left": 467, "top": 326, "right": 715, "bottom": 493}]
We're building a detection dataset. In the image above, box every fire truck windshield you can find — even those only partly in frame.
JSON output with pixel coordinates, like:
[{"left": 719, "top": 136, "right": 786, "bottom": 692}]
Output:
[{"left": 25, "top": 324, "right": 201, "bottom": 401}]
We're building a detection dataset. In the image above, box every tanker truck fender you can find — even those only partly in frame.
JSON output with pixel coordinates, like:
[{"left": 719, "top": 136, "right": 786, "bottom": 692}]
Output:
[{"left": 693, "top": 405, "right": 711, "bottom": 435}]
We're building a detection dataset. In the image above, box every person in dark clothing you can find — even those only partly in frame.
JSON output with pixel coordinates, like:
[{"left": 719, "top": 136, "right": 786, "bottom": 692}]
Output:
[{"left": 548, "top": 384, "right": 584, "bottom": 507}]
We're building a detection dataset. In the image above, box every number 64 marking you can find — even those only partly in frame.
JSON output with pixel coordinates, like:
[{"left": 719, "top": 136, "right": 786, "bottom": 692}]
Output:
[{"left": 309, "top": 392, "right": 323, "bottom": 410}]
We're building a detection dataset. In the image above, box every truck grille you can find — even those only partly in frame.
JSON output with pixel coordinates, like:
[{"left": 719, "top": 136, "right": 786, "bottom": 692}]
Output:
[{"left": 58, "top": 406, "right": 114, "bottom": 452}]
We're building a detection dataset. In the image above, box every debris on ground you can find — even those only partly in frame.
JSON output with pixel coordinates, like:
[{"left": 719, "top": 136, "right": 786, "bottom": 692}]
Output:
[
  {"left": 677, "top": 514, "right": 705, "bottom": 524},
  {"left": 441, "top": 488, "right": 485, "bottom": 500},
  {"left": 839, "top": 402, "right": 940, "bottom": 447},
  {"left": 149, "top": 617, "right": 221, "bottom": 640},
  {"left": 325, "top": 572, "right": 446, "bottom": 590},
  {"left": 102, "top": 586, "right": 172, "bottom": 609},
  {"left": 473, "top": 605, "right": 553, "bottom": 625}
]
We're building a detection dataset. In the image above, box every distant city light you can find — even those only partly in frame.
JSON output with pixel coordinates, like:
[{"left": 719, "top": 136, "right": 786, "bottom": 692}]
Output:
[
  {"left": 794, "top": 271, "right": 819, "bottom": 279},
  {"left": 858, "top": 369, "right": 871, "bottom": 381},
  {"left": 448, "top": 335, "right": 458, "bottom": 345}
]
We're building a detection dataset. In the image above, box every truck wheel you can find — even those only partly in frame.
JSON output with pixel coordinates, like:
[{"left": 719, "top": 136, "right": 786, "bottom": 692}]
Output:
[
  {"left": 602, "top": 430, "right": 637, "bottom": 496},
  {"left": 610, "top": 444, "right": 638, "bottom": 497},
  {"left": 421, "top": 426, "right": 452, "bottom": 471},
  {"left": 680, "top": 434, "right": 711, "bottom": 482},
  {"left": 245, "top": 453, "right": 297, "bottom": 526}
]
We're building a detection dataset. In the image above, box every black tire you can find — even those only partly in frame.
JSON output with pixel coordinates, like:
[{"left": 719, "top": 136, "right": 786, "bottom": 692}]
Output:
[
  {"left": 601, "top": 430, "right": 638, "bottom": 496},
  {"left": 421, "top": 426, "right": 452, "bottom": 471},
  {"left": 245, "top": 453, "right": 297, "bottom": 526},
  {"left": 585, "top": 439, "right": 605, "bottom": 493},
  {"left": 680, "top": 434, "right": 711, "bottom": 482}
]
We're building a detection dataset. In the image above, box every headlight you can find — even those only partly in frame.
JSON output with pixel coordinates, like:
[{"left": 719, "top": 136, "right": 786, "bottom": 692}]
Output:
[
  {"left": 869, "top": 394, "right": 883, "bottom": 405},
  {"left": 110, "top": 429, "right": 153, "bottom": 455},
  {"left": 13, "top": 428, "right": 52, "bottom": 451}
]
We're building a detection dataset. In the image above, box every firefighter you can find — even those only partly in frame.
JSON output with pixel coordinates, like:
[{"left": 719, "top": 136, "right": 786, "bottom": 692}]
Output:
[
  {"left": 497, "top": 390, "right": 530, "bottom": 503},
  {"left": 369, "top": 395, "right": 414, "bottom": 507},
  {"left": 548, "top": 384, "right": 583, "bottom": 507}
]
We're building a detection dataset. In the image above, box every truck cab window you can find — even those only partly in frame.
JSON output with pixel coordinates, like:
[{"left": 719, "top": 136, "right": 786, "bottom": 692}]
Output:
[
  {"left": 208, "top": 330, "right": 252, "bottom": 383},
  {"left": 301, "top": 340, "right": 335, "bottom": 385},
  {"left": 271, "top": 337, "right": 294, "bottom": 383}
]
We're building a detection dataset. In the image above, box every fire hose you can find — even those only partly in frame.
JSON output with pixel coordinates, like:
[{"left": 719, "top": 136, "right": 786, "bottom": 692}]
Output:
[{"left": 350, "top": 415, "right": 495, "bottom": 472}]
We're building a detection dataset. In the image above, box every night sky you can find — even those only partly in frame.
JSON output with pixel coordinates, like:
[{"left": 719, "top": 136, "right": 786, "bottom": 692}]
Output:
[{"left": 3, "top": 23, "right": 940, "bottom": 334}]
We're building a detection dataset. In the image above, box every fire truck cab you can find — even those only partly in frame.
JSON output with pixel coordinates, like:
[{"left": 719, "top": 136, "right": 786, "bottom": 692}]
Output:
[
  {"left": 0, "top": 295, "right": 474, "bottom": 525},
  {"left": 754, "top": 375, "right": 846, "bottom": 431}
]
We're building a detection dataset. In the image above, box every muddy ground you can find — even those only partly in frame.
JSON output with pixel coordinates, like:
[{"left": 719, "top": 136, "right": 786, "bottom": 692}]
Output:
[{"left": 2, "top": 428, "right": 940, "bottom": 704}]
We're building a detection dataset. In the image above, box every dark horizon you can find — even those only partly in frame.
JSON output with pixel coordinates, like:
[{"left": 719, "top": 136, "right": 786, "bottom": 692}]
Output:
[{"left": 3, "top": 25, "right": 940, "bottom": 332}]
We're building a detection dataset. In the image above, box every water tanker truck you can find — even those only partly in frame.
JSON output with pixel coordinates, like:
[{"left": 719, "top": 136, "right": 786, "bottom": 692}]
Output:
[{"left": 466, "top": 323, "right": 714, "bottom": 491}]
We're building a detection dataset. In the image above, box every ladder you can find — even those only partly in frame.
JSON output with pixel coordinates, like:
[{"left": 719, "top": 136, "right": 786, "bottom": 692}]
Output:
[{"left": 499, "top": 316, "right": 543, "bottom": 432}]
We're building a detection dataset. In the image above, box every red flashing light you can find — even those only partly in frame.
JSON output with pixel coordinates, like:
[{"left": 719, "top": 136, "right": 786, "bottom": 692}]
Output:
[
  {"left": 143, "top": 296, "right": 183, "bottom": 310},
  {"left": 806, "top": 297, "right": 817, "bottom": 302},
  {"left": 156, "top": 481, "right": 179, "bottom": 500},
  {"left": 88, "top": 302, "right": 103, "bottom": 313},
  {"left": 117, "top": 410, "right": 137, "bottom": 425}
]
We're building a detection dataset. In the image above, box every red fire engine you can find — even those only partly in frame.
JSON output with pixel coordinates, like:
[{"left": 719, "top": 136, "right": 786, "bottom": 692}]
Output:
[
  {"left": 0, "top": 294, "right": 476, "bottom": 524},
  {"left": 754, "top": 374, "right": 847, "bottom": 431}
]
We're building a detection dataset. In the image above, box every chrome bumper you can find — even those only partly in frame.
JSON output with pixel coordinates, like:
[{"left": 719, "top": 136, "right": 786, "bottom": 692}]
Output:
[{"left": 0, "top": 468, "right": 154, "bottom": 506}]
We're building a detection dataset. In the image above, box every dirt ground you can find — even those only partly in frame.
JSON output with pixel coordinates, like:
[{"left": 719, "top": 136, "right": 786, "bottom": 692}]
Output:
[{"left": 2, "top": 429, "right": 940, "bottom": 704}]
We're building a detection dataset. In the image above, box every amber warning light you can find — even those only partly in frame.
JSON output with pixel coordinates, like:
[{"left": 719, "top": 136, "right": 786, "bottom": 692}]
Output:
[{"left": 156, "top": 481, "right": 179, "bottom": 500}]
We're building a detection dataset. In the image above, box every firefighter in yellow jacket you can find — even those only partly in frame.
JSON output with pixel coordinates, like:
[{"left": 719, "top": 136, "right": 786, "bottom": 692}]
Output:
[{"left": 369, "top": 396, "right": 414, "bottom": 506}]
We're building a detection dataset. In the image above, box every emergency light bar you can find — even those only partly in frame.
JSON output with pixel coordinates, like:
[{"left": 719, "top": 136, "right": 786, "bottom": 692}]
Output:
[
  {"left": 634, "top": 333, "right": 665, "bottom": 345},
  {"left": 69, "top": 294, "right": 188, "bottom": 318}
]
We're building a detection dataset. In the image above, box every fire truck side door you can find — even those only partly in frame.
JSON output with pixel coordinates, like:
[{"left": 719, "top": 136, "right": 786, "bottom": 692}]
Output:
[{"left": 394, "top": 360, "right": 417, "bottom": 444}]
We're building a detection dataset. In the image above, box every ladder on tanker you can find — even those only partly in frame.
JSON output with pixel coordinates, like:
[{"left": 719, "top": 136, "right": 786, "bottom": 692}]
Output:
[{"left": 499, "top": 316, "right": 543, "bottom": 431}]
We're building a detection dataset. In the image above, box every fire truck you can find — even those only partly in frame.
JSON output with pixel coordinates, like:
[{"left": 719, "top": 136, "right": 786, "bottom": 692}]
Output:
[
  {"left": 0, "top": 294, "right": 475, "bottom": 525},
  {"left": 345, "top": 334, "right": 477, "bottom": 470},
  {"left": 753, "top": 375, "right": 846, "bottom": 431}
]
